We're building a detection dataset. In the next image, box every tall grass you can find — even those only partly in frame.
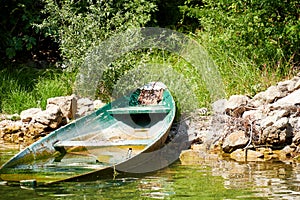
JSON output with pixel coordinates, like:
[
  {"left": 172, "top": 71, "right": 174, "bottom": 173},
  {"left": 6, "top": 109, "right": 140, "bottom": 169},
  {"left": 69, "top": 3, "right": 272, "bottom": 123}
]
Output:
[
  {"left": 195, "top": 32, "right": 294, "bottom": 98},
  {"left": 34, "top": 73, "right": 74, "bottom": 109},
  {"left": 0, "top": 66, "right": 74, "bottom": 114}
]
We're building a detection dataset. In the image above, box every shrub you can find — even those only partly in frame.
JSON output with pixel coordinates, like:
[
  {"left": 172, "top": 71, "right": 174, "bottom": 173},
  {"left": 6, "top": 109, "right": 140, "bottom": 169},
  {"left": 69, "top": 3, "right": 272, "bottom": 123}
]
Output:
[
  {"left": 36, "top": 0, "right": 157, "bottom": 69},
  {"left": 179, "top": 0, "right": 300, "bottom": 69},
  {"left": 0, "top": 1, "right": 44, "bottom": 60}
]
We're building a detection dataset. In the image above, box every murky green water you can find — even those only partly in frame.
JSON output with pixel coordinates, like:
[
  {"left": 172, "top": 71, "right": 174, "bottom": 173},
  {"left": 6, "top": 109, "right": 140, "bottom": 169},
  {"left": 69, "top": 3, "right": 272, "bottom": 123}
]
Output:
[{"left": 1, "top": 148, "right": 300, "bottom": 200}]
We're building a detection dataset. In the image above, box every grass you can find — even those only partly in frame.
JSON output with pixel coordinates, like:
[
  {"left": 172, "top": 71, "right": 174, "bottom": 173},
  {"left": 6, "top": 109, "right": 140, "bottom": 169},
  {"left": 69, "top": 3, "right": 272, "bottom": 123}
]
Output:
[
  {"left": 0, "top": 65, "right": 74, "bottom": 114},
  {"left": 194, "top": 31, "right": 295, "bottom": 98},
  {"left": 0, "top": 32, "right": 296, "bottom": 115}
]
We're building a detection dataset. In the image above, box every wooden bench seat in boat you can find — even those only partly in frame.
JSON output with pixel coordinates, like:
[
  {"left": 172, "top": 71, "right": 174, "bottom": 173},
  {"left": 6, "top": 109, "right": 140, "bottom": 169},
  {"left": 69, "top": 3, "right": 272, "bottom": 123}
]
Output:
[
  {"left": 53, "top": 139, "right": 151, "bottom": 148},
  {"left": 106, "top": 105, "right": 171, "bottom": 115}
]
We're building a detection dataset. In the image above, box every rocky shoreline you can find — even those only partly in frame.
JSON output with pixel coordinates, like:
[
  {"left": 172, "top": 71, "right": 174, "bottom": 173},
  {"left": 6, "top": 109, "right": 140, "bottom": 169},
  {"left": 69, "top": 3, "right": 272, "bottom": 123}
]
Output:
[
  {"left": 1, "top": 73, "right": 300, "bottom": 164},
  {"left": 183, "top": 72, "right": 300, "bottom": 163},
  {"left": 0, "top": 95, "right": 105, "bottom": 147}
]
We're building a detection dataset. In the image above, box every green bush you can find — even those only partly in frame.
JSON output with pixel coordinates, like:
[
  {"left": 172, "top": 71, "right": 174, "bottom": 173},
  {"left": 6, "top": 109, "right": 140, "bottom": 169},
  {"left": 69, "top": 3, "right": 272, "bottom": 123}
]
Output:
[
  {"left": 36, "top": 0, "right": 157, "bottom": 69},
  {"left": 0, "top": 1, "right": 44, "bottom": 60},
  {"left": 179, "top": 0, "right": 300, "bottom": 69}
]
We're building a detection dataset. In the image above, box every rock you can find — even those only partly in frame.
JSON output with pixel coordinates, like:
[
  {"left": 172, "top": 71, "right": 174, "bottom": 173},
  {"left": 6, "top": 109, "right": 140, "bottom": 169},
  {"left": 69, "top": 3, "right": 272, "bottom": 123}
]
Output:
[
  {"left": 1, "top": 122, "right": 22, "bottom": 135},
  {"left": 287, "top": 79, "right": 300, "bottom": 92},
  {"left": 0, "top": 114, "right": 6, "bottom": 121},
  {"left": 277, "top": 80, "right": 290, "bottom": 93},
  {"left": 93, "top": 100, "right": 105, "bottom": 110},
  {"left": 278, "top": 79, "right": 295, "bottom": 92},
  {"left": 27, "top": 122, "right": 48, "bottom": 135},
  {"left": 277, "top": 145, "right": 295, "bottom": 160},
  {"left": 33, "top": 104, "right": 65, "bottom": 129},
  {"left": 253, "top": 85, "right": 285, "bottom": 104},
  {"left": 222, "top": 130, "right": 249, "bottom": 153},
  {"left": 4, "top": 114, "right": 20, "bottom": 121},
  {"left": 77, "top": 97, "right": 94, "bottom": 107},
  {"left": 265, "top": 85, "right": 288, "bottom": 102},
  {"left": 260, "top": 110, "right": 289, "bottom": 128},
  {"left": 292, "top": 131, "right": 300, "bottom": 146},
  {"left": 76, "top": 97, "right": 94, "bottom": 117},
  {"left": 191, "top": 144, "right": 206, "bottom": 151},
  {"left": 47, "top": 95, "right": 77, "bottom": 119},
  {"left": 261, "top": 122, "right": 293, "bottom": 146},
  {"left": 179, "top": 149, "right": 220, "bottom": 165},
  {"left": 20, "top": 108, "right": 42, "bottom": 122},
  {"left": 289, "top": 117, "right": 300, "bottom": 130},
  {"left": 256, "top": 147, "right": 273, "bottom": 156},
  {"left": 212, "top": 99, "right": 227, "bottom": 114},
  {"left": 273, "top": 117, "right": 289, "bottom": 129},
  {"left": 249, "top": 98, "right": 264, "bottom": 108},
  {"left": 270, "top": 89, "right": 300, "bottom": 108},
  {"left": 242, "top": 109, "right": 265, "bottom": 120},
  {"left": 230, "top": 149, "right": 264, "bottom": 162},
  {"left": 294, "top": 77, "right": 300, "bottom": 91},
  {"left": 226, "top": 95, "right": 250, "bottom": 110},
  {"left": 0, "top": 120, "right": 23, "bottom": 143},
  {"left": 225, "top": 95, "right": 250, "bottom": 117}
]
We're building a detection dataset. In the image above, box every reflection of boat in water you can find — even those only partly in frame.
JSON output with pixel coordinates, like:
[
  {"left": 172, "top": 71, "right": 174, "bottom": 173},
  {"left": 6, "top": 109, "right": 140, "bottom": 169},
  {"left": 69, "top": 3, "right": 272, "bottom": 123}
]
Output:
[{"left": 0, "top": 82, "right": 176, "bottom": 184}]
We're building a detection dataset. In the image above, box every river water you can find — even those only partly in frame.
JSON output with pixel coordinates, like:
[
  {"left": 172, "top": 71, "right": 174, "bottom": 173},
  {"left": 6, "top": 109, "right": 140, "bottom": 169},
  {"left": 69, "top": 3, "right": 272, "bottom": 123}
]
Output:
[{"left": 1, "top": 147, "right": 300, "bottom": 199}]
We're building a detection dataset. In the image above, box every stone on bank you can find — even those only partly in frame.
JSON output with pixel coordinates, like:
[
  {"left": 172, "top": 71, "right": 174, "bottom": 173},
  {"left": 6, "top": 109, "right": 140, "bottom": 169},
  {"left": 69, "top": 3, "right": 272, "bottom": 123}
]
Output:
[
  {"left": 180, "top": 72, "right": 300, "bottom": 164},
  {"left": 0, "top": 95, "right": 104, "bottom": 146}
]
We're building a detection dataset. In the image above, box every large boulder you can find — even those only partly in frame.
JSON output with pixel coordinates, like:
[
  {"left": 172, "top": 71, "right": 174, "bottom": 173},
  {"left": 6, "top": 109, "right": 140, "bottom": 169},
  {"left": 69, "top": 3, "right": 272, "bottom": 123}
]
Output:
[
  {"left": 242, "top": 109, "right": 265, "bottom": 121},
  {"left": 47, "top": 95, "right": 77, "bottom": 119},
  {"left": 222, "top": 130, "right": 249, "bottom": 153},
  {"left": 33, "top": 104, "right": 66, "bottom": 129},
  {"left": 251, "top": 85, "right": 288, "bottom": 107},
  {"left": 259, "top": 117, "right": 292, "bottom": 146},
  {"left": 226, "top": 95, "right": 250, "bottom": 110}
]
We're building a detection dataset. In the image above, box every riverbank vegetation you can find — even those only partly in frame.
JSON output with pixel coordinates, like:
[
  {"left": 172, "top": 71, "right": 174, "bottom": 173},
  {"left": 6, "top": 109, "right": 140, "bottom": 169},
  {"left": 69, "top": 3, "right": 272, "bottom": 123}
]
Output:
[{"left": 1, "top": 0, "right": 299, "bottom": 114}]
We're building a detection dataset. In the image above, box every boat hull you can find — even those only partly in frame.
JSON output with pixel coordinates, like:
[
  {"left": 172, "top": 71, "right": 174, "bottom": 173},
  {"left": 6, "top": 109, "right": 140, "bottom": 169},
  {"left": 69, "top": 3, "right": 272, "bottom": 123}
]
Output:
[{"left": 0, "top": 83, "right": 176, "bottom": 184}]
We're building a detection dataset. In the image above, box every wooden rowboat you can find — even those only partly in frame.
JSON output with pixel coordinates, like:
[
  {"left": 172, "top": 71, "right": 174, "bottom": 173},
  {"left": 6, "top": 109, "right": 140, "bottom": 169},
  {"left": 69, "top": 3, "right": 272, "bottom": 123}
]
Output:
[{"left": 0, "top": 82, "right": 176, "bottom": 184}]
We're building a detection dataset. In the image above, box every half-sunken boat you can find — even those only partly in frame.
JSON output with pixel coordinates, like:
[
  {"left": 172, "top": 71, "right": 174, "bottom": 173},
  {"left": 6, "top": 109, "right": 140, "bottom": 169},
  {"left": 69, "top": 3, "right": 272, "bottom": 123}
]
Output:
[{"left": 0, "top": 82, "right": 175, "bottom": 184}]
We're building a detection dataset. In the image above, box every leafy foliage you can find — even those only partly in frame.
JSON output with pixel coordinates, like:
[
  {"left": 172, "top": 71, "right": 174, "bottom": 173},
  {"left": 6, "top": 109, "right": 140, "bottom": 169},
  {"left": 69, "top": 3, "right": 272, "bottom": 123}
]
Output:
[
  {"left": 36, "top": 0, "right": 157, "bottom": 68},
  {"left": 180, "top": 0, "right": 300, "bottom": 69},
  {"left": 0, "top": 0, "right": 43, "bottom": 60}
]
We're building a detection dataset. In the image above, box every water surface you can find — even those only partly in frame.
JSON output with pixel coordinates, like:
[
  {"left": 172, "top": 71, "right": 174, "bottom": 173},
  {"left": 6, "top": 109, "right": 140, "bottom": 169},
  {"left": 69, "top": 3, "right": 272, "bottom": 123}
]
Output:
[{"left": 1, "top": 148, "right": 300, "bottom": 199}]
